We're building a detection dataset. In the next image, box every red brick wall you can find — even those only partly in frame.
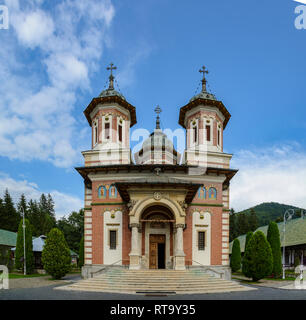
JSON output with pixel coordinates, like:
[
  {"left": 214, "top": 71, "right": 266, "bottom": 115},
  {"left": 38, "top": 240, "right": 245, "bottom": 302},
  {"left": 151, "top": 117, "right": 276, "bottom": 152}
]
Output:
[{"left": 92, "top": 205, "right": 103, "bottom": 264}]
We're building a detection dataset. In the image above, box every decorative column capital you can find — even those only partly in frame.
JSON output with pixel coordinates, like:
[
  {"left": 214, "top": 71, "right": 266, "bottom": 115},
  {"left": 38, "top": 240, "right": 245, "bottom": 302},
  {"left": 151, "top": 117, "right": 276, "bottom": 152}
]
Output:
[
  {"left": 175, "top": 224, "right": 185, "bottom": 229},
  {"left": 129, "top": 223, "right": 140, "bottom": 229}
]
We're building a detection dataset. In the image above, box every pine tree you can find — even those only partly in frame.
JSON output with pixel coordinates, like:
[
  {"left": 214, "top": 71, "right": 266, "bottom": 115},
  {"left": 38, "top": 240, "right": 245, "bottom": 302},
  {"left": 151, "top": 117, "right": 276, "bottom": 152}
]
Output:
[
  {"left": 42, "top": 228, "right": 71, "bottom": 279},
  {"left": 230, "top": 238, "right": 241, "bottom": 272},
  {"left": 17, "top": 194, "right": 28, "bottom": 219},
  {"left": 267, "top": 221, "right": 282, "bottom": 278},
  {"left": 236, "top": 212, "right": 249, "bottom": 236},
  {"left": 248, "top": 208, "right": 258, "bottom": 232},
  {"left": 27, "top": 199, "right": 41, "bottom": 236},
  {"left": 1, "top": 189, "right": 20, "bottom": 231},
  {"left": 15, "top": 219, "right": 34, "bottom": 274},
  {"left": 242, "top": 231, "right": 273, "bottom": 281}
]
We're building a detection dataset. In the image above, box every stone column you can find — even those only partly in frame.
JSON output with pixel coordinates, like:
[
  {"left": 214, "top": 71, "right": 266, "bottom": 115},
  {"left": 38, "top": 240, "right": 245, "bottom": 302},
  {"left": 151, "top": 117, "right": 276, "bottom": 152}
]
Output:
[
  {"left": 174, "top": 224, "right": 186, "bottom": 270},
  {"left": 129, "top": 223, "right": 141, "bottom": 270}
]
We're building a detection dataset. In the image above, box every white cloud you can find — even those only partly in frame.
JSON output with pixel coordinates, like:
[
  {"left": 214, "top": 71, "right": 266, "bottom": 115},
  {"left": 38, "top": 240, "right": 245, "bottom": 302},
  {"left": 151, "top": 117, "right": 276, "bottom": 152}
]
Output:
[
  {"left": 0, "top": 172, "right": 82, "bottom": 218},
  {"left": 0, "top": 0, "right": 115, "bottom": 168},
  {"left": 230, "top": 143, "right": 306, "bottom": 212},
  {"left": 12, "top": 9, "right": 54, "bottom": 48}
]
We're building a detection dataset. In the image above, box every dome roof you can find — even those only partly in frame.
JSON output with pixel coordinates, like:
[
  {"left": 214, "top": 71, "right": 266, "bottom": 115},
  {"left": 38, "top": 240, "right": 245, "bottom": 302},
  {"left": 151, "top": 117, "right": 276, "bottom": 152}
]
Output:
[
  {"left": 142, "top": 129, "right": 175, "bottom": 150},
  {"left": 99, "top": 88, "right": 126, "bottom": 101},
  {"left": 189, "top": 90, "right": 216, "bottom": 103}
]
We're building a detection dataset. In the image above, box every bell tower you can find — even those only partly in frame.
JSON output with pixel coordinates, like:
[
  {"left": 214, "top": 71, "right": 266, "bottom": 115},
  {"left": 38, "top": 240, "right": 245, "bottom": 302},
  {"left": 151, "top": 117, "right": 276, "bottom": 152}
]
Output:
[
  {"left": 179, "top": 66, "right": 232, "bottom": 167},
  {"left": 82, "top": 63, "right": 137, "bottom": 165}
]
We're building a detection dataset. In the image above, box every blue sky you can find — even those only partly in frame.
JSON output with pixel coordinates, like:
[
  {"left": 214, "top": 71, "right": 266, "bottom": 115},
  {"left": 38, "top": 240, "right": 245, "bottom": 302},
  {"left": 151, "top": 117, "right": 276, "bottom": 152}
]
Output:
[{"left": 0, "top": 0, "right": 306, "bottom": 216}]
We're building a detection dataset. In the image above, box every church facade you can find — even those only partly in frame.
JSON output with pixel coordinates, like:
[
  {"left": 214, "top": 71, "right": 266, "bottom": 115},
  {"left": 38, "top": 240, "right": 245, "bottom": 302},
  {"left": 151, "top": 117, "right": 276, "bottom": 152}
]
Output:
[{"left": 77, "top": 64, "right": 237, "bottom": 279}]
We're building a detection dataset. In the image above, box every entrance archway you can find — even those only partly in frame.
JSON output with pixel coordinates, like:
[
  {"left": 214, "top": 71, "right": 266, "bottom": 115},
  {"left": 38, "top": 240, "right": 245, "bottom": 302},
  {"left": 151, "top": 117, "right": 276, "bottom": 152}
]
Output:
[{"left": 140, "top": 205, "right": 175, "bottom": 269}]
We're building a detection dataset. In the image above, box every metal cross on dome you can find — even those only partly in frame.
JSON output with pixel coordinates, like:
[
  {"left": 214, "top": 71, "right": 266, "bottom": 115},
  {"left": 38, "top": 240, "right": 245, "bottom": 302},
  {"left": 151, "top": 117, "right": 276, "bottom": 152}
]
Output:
[
  {"left": 199, "top": 65, "right": 209, "bottom": 92},
  {"left": 154, "top": 105, "right": 162, "bottom": 129},
  {"left": 107, "top": 62, "right": 117, "bottom": 76},
  {"left": 106, "top": 63, "right": 117, "bottom": 89}
]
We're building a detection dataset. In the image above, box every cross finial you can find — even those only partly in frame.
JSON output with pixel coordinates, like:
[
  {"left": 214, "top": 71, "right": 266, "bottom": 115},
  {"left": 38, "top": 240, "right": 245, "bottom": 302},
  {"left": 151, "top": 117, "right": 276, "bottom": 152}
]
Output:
[
  {"left": 106, "top": 62, "right": 117, "bottom": 89},
  {"left": 154, "top": 105, "right": 162, "bottom": 129},
  {"left": 199, "top": 65, "right": 209, "bottom": 92}
]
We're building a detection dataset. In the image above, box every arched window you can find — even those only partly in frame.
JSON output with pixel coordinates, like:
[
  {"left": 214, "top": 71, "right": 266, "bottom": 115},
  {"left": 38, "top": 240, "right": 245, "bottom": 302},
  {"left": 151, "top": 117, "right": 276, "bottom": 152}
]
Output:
[
  {"left": 98, "top": 185, "right": 107, "bottom": 199},
  {"left": 109, "top": 185, "right": 117, "bottom": 199},
  {"left": 208, "top": 187, "right": 217, "bottom": 200}
]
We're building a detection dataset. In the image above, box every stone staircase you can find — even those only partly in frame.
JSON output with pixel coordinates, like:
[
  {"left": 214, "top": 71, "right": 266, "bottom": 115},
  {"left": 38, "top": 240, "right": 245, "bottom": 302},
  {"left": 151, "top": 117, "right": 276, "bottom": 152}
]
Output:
[{"left": 56, "top": 269, "right": 255, "bottom": 295}]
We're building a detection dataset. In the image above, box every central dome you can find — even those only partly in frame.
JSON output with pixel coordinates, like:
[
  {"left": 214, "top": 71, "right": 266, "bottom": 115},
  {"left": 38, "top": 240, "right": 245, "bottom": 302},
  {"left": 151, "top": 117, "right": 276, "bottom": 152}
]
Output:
[{"left": 134, "top": 128, "right": 181, "bottom": 165}]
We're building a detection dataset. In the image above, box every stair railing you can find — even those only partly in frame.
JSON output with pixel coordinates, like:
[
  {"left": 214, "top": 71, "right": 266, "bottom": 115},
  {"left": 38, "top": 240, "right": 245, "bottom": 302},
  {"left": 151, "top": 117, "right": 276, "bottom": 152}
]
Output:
[
  {"left": 187, "top": 259, "right": 224, "bottom": 279},
  {"left": 90, "top": 259, "right": 128, "bottom": 278}
]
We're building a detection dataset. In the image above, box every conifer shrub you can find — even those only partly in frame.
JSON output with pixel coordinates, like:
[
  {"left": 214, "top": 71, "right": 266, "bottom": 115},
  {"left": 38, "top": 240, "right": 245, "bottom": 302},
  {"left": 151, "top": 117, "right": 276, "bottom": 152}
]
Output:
[
  {"left": 267, "top": 221, "right": 282, "bottom": 278},
  {"left": 230, "top": 238, "right": 241, "bottom": 272},
  {"left": 242, "top": 230, "right": 273, "bottom": 281},
  {"left": 42, "top": 228, "right": 71, "bottom": 279},
  {"left": 15, "top": 219, "right": 34, "bottom": 274}
]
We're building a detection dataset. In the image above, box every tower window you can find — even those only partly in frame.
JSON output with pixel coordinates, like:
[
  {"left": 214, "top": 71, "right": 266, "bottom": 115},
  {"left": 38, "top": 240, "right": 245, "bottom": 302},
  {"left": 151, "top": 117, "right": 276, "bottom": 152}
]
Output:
[
  {"left": 105, "top": 122, "right": 110, "bottom": 140},
  {"left": 109, "top": 230, "right": 117, "bottom": 250},
  {"left": 206, "top": 125, "right": 211, "bottom": 142},
  {"left": 118, "top": 124, "right": 122, "bottom": 142},
  {"left": 217, "top": 129, "right": 220, "bottom": 146},
  {"left": 198, "top": 231, "right": 205, "bottom": 250},
  {"left": 94, "top": 125, "right": 98, "bottom": 144},
  {"left": 193, "top": 126, "right": 197, "bottom": 143}
]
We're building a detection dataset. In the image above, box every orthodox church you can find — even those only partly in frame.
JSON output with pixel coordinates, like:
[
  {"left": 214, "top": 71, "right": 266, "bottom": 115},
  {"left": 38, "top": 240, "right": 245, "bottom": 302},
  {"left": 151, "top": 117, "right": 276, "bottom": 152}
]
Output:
[{"left": 77, "top": 64, "right": 237, "bottom": 280}]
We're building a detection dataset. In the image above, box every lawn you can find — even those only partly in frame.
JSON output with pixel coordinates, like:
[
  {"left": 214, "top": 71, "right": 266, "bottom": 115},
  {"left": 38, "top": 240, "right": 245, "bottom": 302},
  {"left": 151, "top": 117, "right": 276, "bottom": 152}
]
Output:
[{"left": 8, "top": 273, "right": 48, "bottom": 279}]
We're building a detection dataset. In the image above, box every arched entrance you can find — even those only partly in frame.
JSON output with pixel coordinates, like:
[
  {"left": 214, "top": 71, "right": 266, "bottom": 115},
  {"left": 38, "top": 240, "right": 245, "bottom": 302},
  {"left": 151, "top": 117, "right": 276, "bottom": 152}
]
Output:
[{"left": 140, "top": 205, "right": 175, "bottom": 269}]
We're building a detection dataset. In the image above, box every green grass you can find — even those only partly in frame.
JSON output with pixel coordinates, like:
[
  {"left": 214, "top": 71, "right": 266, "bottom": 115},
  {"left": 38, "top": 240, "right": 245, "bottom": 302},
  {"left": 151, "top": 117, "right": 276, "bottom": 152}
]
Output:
[{"left": 8, "top": 273, "right": 48, "bottom": 279}]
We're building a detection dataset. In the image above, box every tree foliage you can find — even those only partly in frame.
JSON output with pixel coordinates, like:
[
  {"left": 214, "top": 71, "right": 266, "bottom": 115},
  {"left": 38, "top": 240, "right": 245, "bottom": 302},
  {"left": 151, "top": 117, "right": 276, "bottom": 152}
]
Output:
[
  {"left": 267, "top": 221, "right": 282, "bottom": 278},
  {"left": 245, "top": 231, "right": 253, "bottom": 251},
  {"left": 42, "top": 228, "right": 71, "bottom": 279},
  {"left": 57, "top": 209, "right": 84, "bottom": 253},
  {"left": 15, "top": 219, "right": 34, "bottom": 274},
  {"left": 230, "top": 238, "right": 241, "bottom": 272},
  {"left": 0, "top": 189, "right": 20, "bottom": 232},
  {"left": 242, "top": 231, "right": 273, "bottom": 281}
]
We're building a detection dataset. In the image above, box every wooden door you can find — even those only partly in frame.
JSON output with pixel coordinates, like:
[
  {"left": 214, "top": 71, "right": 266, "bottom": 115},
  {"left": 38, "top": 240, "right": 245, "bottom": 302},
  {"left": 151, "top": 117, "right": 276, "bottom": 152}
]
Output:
[
  {"left": 149, "top": 234, "right": 165, "bottom": 269},
  {"left": 149, "top": 242, "right": 158, "bottom": 269}
]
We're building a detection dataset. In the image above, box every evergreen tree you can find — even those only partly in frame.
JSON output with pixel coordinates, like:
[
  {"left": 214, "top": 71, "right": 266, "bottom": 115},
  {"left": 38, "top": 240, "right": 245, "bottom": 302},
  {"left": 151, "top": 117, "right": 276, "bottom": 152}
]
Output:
[
  {"left": 78, "top": 235, "right": 84, "bottom": 268},
  {"left": 229, "top": 208, "right": 238, "bottom": 242},
  {"left": 236, "top": 212, "right": 249, "bottom": 236},
  {"left": 0, "top": 189, "right": 20, "bottom": 231},
  {"left": 39, "top": 193, "right": 56, "bottom": 235},
  {"left": 15, "top": 219, "right": 34, "bottom": 274},
  {"left": 267, "top": 221, "right": 282, "bottom": 278},
  {"left": 42, "top": 228, "right": 71, "bottom": 279},
  {"left": 248, "top": 208, "right": 258, "bottom": 232},
  {"left": 245, "top": 231, "right": 253, "bottom": 251},
  {"left": 27, "top": 199, "right": 41, "bottom": 236},
  {"left": 242, "top": 231, "right": 273, "bottom": 281},
  {"left": 17, "top": 194, "right": 28, "bottom": 219},
  {"left": 230, "top": 238, "right": 241, "bottom": 272}
]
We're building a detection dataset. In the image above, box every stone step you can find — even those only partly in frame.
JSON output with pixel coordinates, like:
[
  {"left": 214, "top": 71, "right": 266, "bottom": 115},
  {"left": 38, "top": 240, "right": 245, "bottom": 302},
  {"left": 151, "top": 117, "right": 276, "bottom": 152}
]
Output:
[
  {"left": 55, "top": 269, "right": 254, "bottom": 295},
  {"left": 59, "top": 284, "right": 250, "bottom": 294},
  {"left": 66, "top": 282, "right": 243, "bottom": 289}
]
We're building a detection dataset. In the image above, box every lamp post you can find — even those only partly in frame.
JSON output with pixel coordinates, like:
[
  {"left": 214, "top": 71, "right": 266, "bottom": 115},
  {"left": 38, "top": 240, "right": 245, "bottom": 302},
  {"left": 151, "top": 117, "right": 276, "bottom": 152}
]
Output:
[
  {"left": 21, "top": 207, "right": 26, "bottom": 276},
  {"left": 282, "top": 209, "right": 295, "bottom": 279}
]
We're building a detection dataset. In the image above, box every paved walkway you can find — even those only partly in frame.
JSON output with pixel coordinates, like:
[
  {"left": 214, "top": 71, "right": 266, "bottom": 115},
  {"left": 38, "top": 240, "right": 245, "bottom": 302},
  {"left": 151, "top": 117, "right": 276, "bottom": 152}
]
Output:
[{"left": 7, "top": 274, "right": 81, "bottom": 289}]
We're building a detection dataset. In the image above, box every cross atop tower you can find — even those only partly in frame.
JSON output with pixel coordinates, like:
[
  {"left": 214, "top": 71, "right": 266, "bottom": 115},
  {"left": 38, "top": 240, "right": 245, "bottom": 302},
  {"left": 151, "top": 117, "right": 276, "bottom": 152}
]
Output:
[
  {"left": 106, "top": 62, "right": 117, "bottom": 89},
  {"left": 199, "top": 65, "right": 209, "bottom": 92},
  {"left": 154, "top": 105, "right": 162, "bottom": 129}
]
